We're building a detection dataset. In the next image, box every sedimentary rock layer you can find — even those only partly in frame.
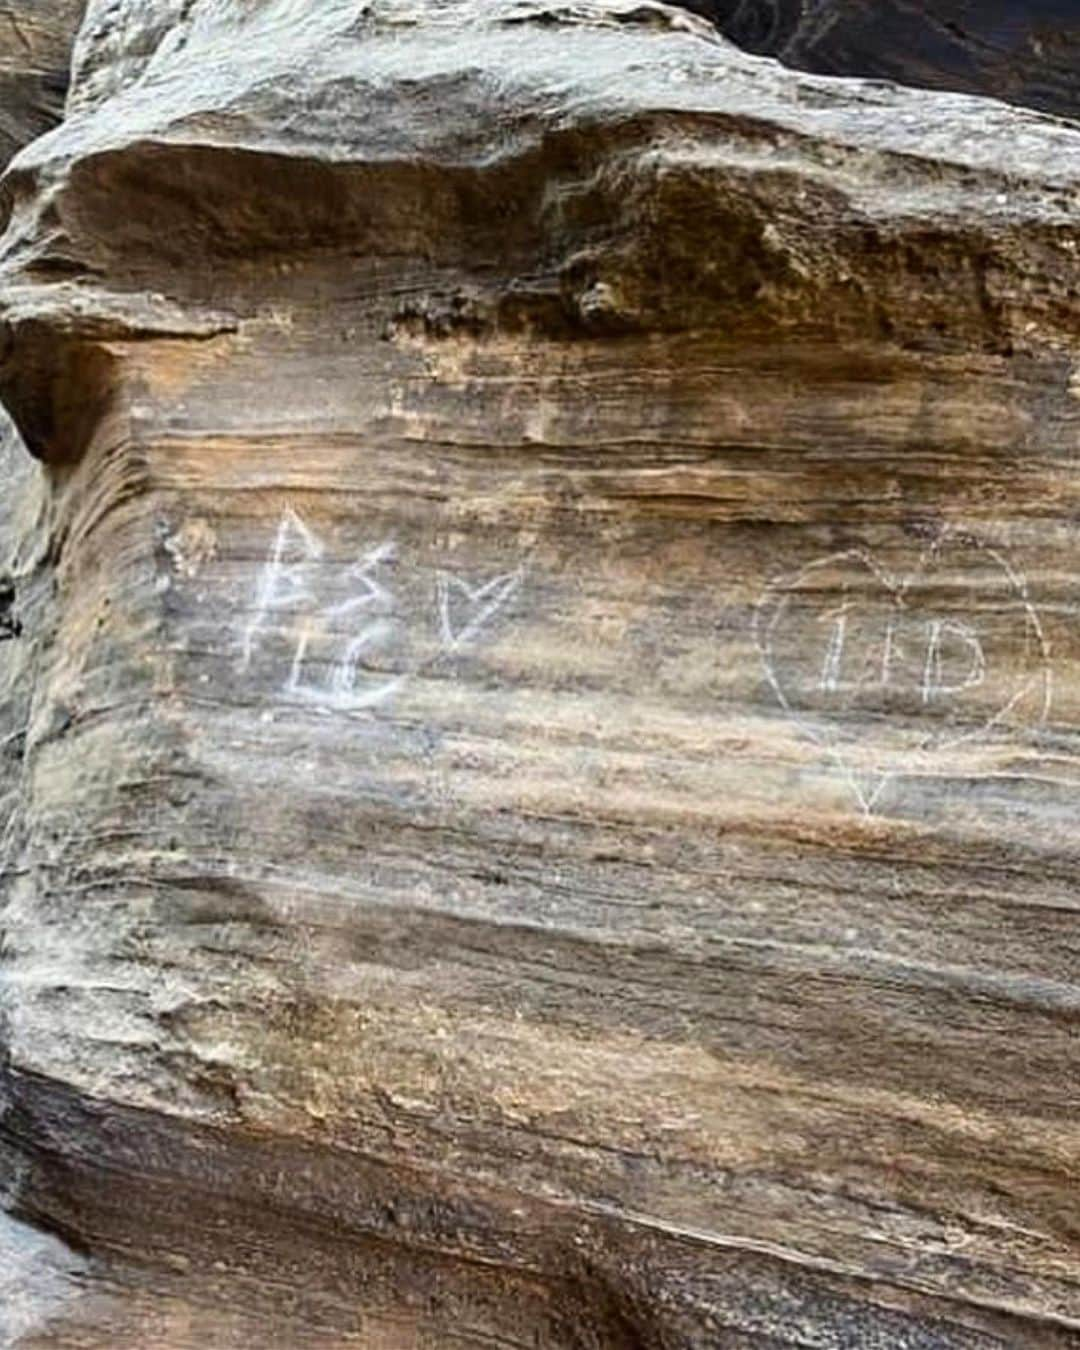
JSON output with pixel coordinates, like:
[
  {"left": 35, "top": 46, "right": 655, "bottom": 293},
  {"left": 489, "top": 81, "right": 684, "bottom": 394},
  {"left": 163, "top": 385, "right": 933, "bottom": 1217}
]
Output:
[
  {"left": 0, "top": 2, "right": 83, "bottom": 171},
  {"left": 1, "top": 1, "right": 1079, "bottom": 1345},
  {"left": 686, "top": 1, "right": 1080, "bottom": 122},
  {"left": 782, "top": 0, "right": 1080, "bottom": 122}
]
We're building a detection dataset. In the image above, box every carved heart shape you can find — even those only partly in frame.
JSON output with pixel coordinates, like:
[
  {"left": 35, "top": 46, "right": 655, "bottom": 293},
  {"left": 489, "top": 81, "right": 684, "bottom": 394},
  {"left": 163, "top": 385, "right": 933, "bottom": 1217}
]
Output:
[
  {"left": 436, "top": 569, "right": 523, "bottom": 652},
  {"left": 753, "top": 533, "right": 1051, "bottom": 814}
]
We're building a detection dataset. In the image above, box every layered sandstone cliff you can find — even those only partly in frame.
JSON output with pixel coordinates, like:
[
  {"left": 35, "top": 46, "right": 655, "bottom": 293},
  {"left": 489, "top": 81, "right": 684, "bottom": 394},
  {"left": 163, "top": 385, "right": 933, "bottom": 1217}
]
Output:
[{"left": 2, "top": 1, "right": 1080, "bottom": 1346}]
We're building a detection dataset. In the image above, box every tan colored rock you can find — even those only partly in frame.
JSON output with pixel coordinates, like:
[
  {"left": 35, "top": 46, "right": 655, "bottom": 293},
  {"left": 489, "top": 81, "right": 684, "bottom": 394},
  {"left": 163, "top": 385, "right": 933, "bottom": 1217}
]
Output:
[{"left": 2, "top": 2, "right": 1080, "bottom": 1345}]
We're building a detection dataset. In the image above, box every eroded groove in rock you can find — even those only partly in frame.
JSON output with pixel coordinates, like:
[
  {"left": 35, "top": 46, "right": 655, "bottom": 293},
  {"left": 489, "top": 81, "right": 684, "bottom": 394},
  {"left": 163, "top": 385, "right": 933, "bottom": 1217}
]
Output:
[{"left": 1, "top": 1, "right": 1080, "bottom": 1346}]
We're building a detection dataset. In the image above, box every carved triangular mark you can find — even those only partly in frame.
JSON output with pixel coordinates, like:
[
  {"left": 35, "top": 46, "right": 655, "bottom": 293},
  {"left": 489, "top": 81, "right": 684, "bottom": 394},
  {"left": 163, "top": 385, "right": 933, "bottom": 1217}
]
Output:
[
  {"left": 437, "top": 569, "right": 522, "bottom": 651},
  {"left": 275, "top": 507, "right": 325, "bottom": 566},
  {"left": 848, "top": 768, "right": 893, "bottom": 819}
]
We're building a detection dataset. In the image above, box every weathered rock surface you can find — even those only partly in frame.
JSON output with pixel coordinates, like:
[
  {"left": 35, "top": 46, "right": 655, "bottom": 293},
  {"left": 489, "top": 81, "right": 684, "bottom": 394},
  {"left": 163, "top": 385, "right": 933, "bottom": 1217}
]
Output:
[
  {"left": 0, "top": 2, "right": 84, "bottom": 172},
  {"left": 689, "top": 1, "right": 1080, "bottom": 123},
  {"left": 781, "top": 1, "right": 1080, "bottom": 122},
  {"left": 2, "top": 0, "right": 1080, "bottom": 1345}
]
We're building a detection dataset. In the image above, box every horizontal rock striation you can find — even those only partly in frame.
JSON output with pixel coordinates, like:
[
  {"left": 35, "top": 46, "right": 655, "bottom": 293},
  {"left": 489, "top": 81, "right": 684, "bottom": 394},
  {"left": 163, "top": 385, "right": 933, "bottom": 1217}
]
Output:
[
  {"left": 688, "top": 0, "right": 1080, "bottom": 123},
  {"left": 1, "top": 0, "right": 1080, "bottom": 1345},
  {"left": 0, "top": 2, "right": 84, "bottom": 172}
]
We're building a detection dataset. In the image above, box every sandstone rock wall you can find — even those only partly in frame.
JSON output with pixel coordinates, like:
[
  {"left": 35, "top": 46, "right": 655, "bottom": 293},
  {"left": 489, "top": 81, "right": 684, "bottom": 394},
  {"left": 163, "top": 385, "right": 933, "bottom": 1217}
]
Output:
[
  {"left": 1, "top": 1, "right": 1079, "bottom": 1346},
  {"left": 0, "top": 2, "right": 83, "bottom": 170}
]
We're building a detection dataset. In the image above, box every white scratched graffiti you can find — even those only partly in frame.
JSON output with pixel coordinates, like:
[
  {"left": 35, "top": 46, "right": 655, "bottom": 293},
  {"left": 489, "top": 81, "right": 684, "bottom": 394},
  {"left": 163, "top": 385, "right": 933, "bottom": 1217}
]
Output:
[
  {"left": 283, "top": 537, "right": 403, "bottom": 710},
  {"left": 436, "top": 568, "right": 524, "bottom": 651},
  {"left": 753, "top": 531, "right": 1052, "bottom": 816},
  {"left": 921, "top": 618, "right": 986, "bottom": 705},
  {"left": 239, "top": 507, "right": 325, "bottom": 674},
  {"left": 238, "top": 509, "right": 525, "bottom": 713}
]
